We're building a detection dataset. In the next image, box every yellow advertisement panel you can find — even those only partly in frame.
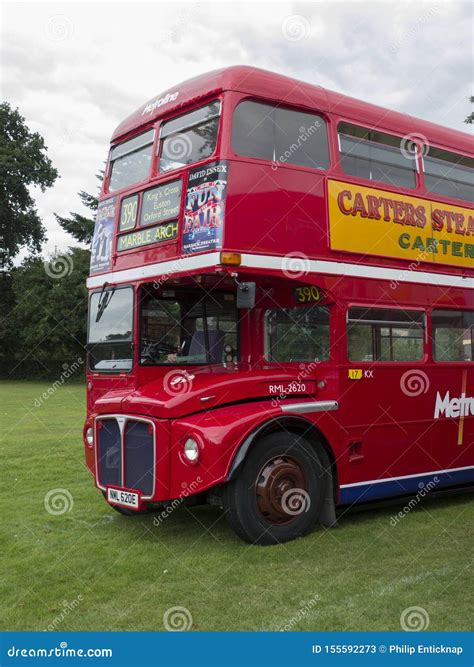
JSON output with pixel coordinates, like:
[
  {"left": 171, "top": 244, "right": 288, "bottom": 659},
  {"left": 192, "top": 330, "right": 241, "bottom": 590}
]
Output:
[{"left": 328, "top": 179, "right": 474, "bottom": 268}]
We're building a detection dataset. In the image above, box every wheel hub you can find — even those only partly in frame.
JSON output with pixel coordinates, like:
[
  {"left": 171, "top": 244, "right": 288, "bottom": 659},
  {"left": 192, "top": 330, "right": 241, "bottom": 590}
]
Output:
[{"left": 256, "top": 455, "right": 308, "bottom": 525}]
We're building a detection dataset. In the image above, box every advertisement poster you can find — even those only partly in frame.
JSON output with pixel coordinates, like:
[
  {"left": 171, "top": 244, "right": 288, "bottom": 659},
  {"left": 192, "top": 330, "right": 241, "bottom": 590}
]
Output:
[
  {"left": 328, "top": 179, "right": 474, "bottom": 269},
  {"left": 90, "top": 197, "right": 116, "bottom": 274},
  {"left": 182, "top": 161, "right": 228, "bottom": 254}
]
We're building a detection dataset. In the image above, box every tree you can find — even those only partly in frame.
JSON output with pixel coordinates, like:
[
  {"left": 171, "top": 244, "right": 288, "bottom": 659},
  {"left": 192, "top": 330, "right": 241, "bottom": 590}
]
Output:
[
  {"left": 465, "top": 96, "right": 474, "bottom": 125},
  {"left": 0, "top": 270, "right": 15, "bottom": 374},
  {"left": 55, "top": 174, "right": 102, "bottom": 244},
  {"left": 0, "top": 102, "right": 58, "bottom": 264},
  {"left": 2, "top": 248, "right": 90, "bottom": 378}
]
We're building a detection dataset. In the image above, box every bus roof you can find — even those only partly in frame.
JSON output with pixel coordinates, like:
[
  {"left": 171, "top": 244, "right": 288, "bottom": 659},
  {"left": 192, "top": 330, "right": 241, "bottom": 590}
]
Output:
[{"left": 111, "top": 65, "right": 472, "bottom": 154}]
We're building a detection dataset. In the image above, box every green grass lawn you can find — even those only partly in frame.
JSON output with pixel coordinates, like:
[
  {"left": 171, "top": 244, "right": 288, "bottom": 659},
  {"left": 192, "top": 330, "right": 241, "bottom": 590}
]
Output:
[{"left": 0, "top": 380, "right": 472, "bottom": 632}]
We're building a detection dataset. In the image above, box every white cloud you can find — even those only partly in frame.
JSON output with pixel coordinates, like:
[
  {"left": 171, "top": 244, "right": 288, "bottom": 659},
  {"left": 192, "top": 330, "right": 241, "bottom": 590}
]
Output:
[{"left": 1, "top": 0, "right": 472, "bottom": 260}]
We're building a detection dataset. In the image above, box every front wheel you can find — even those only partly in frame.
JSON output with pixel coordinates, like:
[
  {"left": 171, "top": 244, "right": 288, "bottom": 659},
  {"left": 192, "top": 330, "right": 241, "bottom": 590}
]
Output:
[{"left": 222, "top": 432, "right": 326, "bottom": 545}]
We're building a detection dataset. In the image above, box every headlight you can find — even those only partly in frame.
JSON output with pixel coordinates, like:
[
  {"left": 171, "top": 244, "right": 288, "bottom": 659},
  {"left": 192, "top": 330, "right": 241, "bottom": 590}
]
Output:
[
  {"left": 184, "top": 437, "right": 199, "bottom": 462},
  {"left": 86, "top": 427, "right": 94, "bottom": 447}
]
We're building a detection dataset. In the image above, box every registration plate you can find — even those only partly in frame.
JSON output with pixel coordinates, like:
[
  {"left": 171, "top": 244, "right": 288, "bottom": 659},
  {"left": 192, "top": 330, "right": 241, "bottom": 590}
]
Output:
[{"left": 106, "top": 486, "right": 141, "bottom": 510}]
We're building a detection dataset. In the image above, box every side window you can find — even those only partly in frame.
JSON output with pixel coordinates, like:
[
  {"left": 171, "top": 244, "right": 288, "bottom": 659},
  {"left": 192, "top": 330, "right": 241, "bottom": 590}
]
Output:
[
  {"left": 265, "top": 306, "right": 329, "bottom": 362},
  {"left": 338, "top": 122, "right": 417, "bottom": 189},
  {"left": 432, "top": 310, "right": 473, "bottom": 361},
  {"left": 423, "top": 148, "right": 474, "bottom": 203},
  {"left": 347, "top": 307, "right": 425, "bottom": 361},
  {"left": 109, "top": 129, "right": 154, "bottom": 192},
  {"left": 232, "top": 100, "right": 330, "bottom": 170},
  {"left": 159, "top": 101, "right": 220, "bottom": 173}
]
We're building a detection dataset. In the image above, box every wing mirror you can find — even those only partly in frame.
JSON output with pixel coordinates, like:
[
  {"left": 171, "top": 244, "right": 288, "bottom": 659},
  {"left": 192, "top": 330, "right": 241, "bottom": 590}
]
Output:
[{"left": 236, "top": 281, "right": 256, "bottom": 309}]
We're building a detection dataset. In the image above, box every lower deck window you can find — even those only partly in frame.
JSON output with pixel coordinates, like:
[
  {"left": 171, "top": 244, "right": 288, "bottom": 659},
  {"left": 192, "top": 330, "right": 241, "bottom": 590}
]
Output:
[
  {"left": 432, "top": 310, "right": 473, "bottom": 361},
  {"left": 348, "top": 307, "right": 424, "bottom": 362},
  {"left": 265, "top": 306, "right": 329, "bottom": 362}
]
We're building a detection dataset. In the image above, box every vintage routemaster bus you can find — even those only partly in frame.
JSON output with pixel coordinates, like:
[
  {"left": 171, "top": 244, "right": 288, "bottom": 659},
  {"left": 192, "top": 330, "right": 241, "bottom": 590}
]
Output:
[{"left": 84, "top": 66, "right": 473, "bottom": 544}]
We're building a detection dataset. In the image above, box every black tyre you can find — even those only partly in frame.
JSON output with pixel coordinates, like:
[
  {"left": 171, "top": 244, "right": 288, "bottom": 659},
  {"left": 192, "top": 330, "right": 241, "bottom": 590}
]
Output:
[{"left": 222, "top": 432, "right": 326, "bottom": 545}]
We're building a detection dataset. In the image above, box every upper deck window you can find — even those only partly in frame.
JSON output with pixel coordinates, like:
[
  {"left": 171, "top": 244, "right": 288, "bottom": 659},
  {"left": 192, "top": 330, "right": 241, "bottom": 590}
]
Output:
[
  {"left": 423, "top": 148, "right": 473, "bottom": 203},
  {"left": 232, "top": 100, "right": 330, "bottom": 170},
  {"left": 109, "top": 129, "right": 154, "bottom": 193},
  {"left": 159, "top": 101, "right": 221, "bottom": 173},
  {"left": 338, "top": 123, "right": 417, "bottom": 189}
]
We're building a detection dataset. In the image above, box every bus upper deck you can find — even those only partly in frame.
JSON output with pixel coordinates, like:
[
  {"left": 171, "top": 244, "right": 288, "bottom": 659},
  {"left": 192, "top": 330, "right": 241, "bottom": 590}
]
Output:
[{"left": 88, "top": 66, "right": 473, "bottom": 291}]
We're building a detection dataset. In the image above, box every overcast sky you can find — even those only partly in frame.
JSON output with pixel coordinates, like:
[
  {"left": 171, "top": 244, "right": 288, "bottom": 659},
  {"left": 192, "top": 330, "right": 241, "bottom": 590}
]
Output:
[{"left": 1, "top": 0, "right": 472, "bottom": 260}]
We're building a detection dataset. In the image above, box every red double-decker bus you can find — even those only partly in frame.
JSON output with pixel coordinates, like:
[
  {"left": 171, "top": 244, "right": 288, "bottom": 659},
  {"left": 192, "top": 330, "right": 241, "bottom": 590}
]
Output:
[{"left": 84, "top": 66, "right": 473, "bottom": 544}]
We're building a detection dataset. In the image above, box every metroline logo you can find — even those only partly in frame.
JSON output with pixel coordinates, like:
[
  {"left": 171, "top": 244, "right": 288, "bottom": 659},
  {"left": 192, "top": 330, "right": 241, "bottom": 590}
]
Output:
[{"left": 434, "top": 391, "right": 474, "bottom": 419}]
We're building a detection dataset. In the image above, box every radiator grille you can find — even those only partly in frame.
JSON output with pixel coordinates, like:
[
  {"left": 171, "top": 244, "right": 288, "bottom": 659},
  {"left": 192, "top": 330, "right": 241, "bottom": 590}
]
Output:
[
  {"left": 96, "top": 416, "right": 155, "bottom": 497},
  {"left": 97, "top": 419, "right": 121, "bottom": 488},
  {"left": 124, "top": 421, "right": 154, "bottom": 496}
]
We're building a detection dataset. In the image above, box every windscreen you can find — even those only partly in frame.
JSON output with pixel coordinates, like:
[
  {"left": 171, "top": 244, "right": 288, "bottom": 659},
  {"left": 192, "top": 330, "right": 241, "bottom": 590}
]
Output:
[{"left": 88, "top": 287, "right": 134, "bottom": 371}]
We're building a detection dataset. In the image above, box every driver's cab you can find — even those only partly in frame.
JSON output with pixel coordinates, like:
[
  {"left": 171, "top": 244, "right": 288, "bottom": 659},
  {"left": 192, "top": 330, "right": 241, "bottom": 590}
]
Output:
[{"left": 139, "top": 280, "right": 239, "bottom": 367}]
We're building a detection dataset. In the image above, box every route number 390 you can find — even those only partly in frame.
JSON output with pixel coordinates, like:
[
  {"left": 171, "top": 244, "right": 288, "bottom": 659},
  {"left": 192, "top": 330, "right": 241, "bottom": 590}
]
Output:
[
  {"left": 293, "top": 285, "right": 321, "bottom": 304},
  {"left": 119, "top": 195, "right": 139, "bottom": 231}
]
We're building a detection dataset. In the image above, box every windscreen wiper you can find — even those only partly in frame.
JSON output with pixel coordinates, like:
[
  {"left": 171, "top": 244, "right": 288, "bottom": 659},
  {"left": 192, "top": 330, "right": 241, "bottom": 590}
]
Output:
[{"left": 95, "top": 283, "right": 115, "bottom": 323}]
